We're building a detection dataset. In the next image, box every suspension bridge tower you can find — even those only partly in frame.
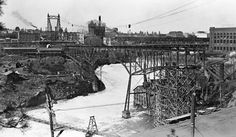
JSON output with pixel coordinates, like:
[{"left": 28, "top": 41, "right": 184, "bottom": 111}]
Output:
[{"left": 47, "top": 13, "right": 61, "bottom": 32}]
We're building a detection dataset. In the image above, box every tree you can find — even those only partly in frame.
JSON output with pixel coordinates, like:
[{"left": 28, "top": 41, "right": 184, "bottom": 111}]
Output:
[
  {"left": 15, "top": 26, "right": 20, "bottom": 31},
  {"left": 0, "top": 0, "right": 5, "bottom": 30}
]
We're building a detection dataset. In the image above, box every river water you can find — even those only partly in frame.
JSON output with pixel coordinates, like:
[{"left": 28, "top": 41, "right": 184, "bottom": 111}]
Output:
[{"left": 1, "top": 64, "right": 150, "bottom": 137}]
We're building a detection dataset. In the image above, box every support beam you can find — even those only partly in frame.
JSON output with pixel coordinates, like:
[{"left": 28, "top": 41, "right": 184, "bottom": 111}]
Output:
[
  {"left": 122, "top": 73, "right": 132, "bottom": 119},
  {"left": 123, "top": 56, "right": 132, "bottom": 119}
]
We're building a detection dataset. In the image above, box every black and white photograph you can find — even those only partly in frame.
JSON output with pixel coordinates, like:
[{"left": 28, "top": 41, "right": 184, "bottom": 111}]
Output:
[{"left": 0, "top": 0, "right": 236, "bottom": 137}]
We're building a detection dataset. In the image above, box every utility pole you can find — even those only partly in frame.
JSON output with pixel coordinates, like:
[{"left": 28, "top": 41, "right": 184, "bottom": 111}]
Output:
[
  {"left": 191, "top": 91, "right": 196, "bottom": 137},
  {"left": 45, "top": 83, "right": 54, "bottom": 137},
  {"left": 191, "top": 68, "right": 197, "bottom": 137}
]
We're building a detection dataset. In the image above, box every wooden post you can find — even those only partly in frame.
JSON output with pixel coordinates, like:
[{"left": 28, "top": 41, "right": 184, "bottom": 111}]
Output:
[
  {"left": 143, "top": 53, "right": 148, "bottom": 83},
  {"left": 191, "top": 50, "right": 197, "bottom": 137},
  {"left": 191, "top": 90, "right": 196, "bottom": 137},
  {"left": 45, "top": 85, "right": 54, "bottom": 137}
]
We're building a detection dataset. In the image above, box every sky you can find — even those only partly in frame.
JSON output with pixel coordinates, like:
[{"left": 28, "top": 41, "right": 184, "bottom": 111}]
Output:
[{"left": 0, "top": 0, "right": 236, "bottom": 33}]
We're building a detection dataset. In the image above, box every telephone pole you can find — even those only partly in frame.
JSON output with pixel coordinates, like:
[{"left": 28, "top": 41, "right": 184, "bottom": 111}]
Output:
[
  {"left": 191, "top": 91, "right": 196, "bottom": 137},
  {"left": 191, "top": 68, "right": 197, "bottom": 137},
  {"left": 45, "top": 82, "right": 54, "bottom": 137}
]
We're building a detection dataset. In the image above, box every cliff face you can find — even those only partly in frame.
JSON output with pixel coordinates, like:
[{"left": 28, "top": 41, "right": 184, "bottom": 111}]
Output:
[{"left": 0, "top": 55, "right": 105, "bottom": 112}]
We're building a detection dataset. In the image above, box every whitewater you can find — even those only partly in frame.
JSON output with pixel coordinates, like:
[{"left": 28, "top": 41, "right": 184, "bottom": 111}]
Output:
[{"left": 0, "top": 64, "right": 149, "bottom": 137}]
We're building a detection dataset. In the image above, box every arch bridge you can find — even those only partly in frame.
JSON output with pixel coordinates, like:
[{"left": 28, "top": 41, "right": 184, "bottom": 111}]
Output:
[
  {"left": 64, "top": 44, "right": 207, "bottom": 121},
  {"left": 2, "top": 43, "right": 208, "bottom": 124}
]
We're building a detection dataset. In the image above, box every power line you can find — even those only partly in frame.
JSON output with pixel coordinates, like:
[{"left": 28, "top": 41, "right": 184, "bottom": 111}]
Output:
[
  {"left": 141, "top": 0, "right": 217, "bottom": 30},
  {"left": 115, "top": 0, "right": 198, "bottom": 28},
  {"left": 195, "top": 127, "right": 205, "bottom": 137},
  {"left": 60, "top": 17, "right": 87, "bottom": 28},
  {"left": 132, "top": 0, "right": 197, "bottom": 26},
  {"left": 54, "top": 102, "right": 125, "bottom": 112}
]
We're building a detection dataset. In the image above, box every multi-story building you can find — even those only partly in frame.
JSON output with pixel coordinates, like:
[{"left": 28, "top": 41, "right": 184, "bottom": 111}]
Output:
[
  {"left": 210, "top": 27, "right": 236, "bottom": 52},
  {"left": 88, "top": 16, "right": 105, "bottom": 40}
]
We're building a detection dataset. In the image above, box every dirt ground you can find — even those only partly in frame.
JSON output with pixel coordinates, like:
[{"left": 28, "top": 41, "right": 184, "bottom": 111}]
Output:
[{"left": 131, "top": 107, "right": 236, "bottom": 137}]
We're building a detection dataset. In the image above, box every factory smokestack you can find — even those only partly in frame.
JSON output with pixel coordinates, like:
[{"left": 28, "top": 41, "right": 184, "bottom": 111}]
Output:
[
  {"left": 98, "top": 15, "right": 101, "bottom": 26},
  {"left": 12, "top": 11, "right": 37, "bottom": 29}
]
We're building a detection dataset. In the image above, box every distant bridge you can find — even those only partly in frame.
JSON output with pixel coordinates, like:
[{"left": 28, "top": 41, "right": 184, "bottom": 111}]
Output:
[
  {"left": 0, "top": 41, "right": 76, "bottom": 47},
  {"left": 114, "top": 35, "right": 209, "bottom": 45}
]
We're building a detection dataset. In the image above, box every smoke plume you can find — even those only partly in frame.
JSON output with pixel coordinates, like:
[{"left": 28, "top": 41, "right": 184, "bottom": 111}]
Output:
[{"left": 12, "top": 11, "right": 37, "bottom": 29}]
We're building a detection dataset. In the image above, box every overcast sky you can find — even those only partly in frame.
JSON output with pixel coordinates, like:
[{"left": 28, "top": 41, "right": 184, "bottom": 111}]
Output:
[{"left": 1, "top": 0, "right": 236, "bottom": 33}]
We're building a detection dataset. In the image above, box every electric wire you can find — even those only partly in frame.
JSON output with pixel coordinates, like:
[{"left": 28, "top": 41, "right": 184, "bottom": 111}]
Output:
[
  {"left": 132, "top": 76, "right": 144, "bottom": 90},
  {"left": 132, "top": 0, "right": 197, "bottom": 26},
  {"left": 53, "top": 76, "right": 143, "bottom": 112},
  {"left": 115, "top": 0, "right": 198, "bottom": 28},
  {"left": 195, "top": 126, "right": 205, "bottom": 137},
  {"left": 138, "top": 0, "right": 217, "bottom": 30},
  {"left": 54, "top": 102, "right": 125, "bottom": 112},
  {"left": 61, "top": 17, "right": 87, "bottom": 29},
  {"left": 117, "top": 0, "right": 218, "bottom": 32}
]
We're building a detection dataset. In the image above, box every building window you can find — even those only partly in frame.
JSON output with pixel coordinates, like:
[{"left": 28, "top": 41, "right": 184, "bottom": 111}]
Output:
[
  {"left": 230, "top": 47, "right": 233, "bottom": 51},
  {"left": 223, "top": 47, "right": 226, "bottom": 50}
]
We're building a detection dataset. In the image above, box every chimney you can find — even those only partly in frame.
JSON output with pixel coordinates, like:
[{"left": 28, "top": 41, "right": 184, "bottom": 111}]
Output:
[{"left": 99, "top": 15, "right": 101, "bottom": 26}]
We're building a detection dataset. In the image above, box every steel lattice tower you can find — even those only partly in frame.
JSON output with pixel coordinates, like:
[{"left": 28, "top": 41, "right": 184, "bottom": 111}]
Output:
[{"left": 47, "top": 13, "right": 61, "bottom": 32}]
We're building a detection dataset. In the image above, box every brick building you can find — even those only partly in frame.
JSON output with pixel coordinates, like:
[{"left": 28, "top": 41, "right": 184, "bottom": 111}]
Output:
[{"left": 210, "top": 27, "right": 236, "bottom": 52}]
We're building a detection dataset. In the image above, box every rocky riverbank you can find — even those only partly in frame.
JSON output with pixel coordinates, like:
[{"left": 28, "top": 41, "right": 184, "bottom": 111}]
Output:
[{"left": 0, "top": 54, "right": 105, "bottom": 114}]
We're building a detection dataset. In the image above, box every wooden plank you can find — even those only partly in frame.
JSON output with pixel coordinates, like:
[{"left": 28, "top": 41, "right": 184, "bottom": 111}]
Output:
[{"left": 165, "top": 113, "right": 192, "bottom": 124}]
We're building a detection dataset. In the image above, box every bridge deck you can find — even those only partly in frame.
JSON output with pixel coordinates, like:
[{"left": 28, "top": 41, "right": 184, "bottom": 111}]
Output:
[{"left": 66, "top": 43, "right": 208, "bottom": 51}]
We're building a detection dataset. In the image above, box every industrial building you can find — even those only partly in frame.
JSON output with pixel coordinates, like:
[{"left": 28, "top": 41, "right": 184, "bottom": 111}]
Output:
[{"left": 210, "top": 27, "right": 236, "bottom": 52}]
